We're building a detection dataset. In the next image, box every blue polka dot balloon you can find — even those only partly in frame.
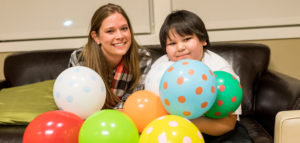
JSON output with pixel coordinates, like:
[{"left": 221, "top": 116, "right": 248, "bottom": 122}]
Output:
[
  {"left": 53, "top": 66, "right": 106, "bottom": 119},
  {"left": 159, "top": 59, "right": 217, "bottom": 119}
]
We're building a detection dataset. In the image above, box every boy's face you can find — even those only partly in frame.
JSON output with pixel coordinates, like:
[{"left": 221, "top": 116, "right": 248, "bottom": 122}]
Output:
[{"left": 166, "top": 29, "right": 207, "bottom": 62}]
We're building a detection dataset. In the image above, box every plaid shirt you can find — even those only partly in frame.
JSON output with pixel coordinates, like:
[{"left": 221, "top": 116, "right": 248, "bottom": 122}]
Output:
[{"left": 68, "top": 47, "right": 152, "bottom": 108}]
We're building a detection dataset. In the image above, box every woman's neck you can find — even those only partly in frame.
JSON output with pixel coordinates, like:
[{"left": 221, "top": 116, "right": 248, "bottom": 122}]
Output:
[{"left": 106, "top": 55, "right": 123, "bottom": 68}]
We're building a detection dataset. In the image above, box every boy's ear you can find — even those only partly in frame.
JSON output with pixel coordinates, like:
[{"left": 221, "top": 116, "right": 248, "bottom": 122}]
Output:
[
  {"left": 91, "top": 31, "right": 100, "bottom": 45},
  {"left": 202, "top": 41, "right": 207, "bottom": 46}
]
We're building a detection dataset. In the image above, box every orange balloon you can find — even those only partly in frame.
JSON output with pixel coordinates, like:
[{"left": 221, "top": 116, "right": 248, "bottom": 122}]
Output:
[{"left": 123, "top": 90, "right": 168, "bottom": 132}]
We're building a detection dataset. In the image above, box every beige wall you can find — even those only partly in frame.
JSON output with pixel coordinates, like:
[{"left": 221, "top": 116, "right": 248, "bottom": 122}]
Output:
[
  {"left": 235, "top": 38, "right": 300, "bottom": 79},
  {"left": 1, "top": 38, "right": 300, "bottom": 81},
  {"left": 1, "top": 0, "right": 299, "bottom": 80},
  {"left": 0, "top": 52, "right": 12, "bottom": 80}
]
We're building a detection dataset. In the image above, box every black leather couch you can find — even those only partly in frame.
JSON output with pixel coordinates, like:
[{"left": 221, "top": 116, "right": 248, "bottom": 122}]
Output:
[{"left": 1, "top": 43, "right": 300, "bottom": 143}]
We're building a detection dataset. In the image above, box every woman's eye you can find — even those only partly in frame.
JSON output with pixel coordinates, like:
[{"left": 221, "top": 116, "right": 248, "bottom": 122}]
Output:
[
  {"left": 106, "top": 30, "right": 113, "bottom": 33},
  {"left": 121, "top": 27, "right": 128, "bottom": 31}
]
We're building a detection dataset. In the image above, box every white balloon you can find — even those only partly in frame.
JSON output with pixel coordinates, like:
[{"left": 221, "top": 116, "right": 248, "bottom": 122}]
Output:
[
  {"left": 53, "top": 66, "right": 106, "bottom": 119},
  {"left": 145, "top": 61, "right": 174, "bottom": 96}
]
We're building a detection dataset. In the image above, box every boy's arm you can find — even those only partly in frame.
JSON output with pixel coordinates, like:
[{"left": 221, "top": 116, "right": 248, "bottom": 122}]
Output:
[{"left": 190, "top": 114, "right": 237, "bottom": 136}]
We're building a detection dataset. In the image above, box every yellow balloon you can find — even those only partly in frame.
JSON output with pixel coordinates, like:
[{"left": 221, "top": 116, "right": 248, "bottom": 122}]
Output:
[{"left": 139, "top": 115, "right": 205, "bottom": 143}]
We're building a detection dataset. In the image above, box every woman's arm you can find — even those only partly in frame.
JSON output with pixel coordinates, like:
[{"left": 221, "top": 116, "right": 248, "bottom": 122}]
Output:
[{"left": 190, "top": 114, "right": 237, "bottom": 136}]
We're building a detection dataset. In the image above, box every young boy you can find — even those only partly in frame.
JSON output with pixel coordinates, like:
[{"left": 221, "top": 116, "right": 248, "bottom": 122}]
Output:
[{"left": 155, "top": 10, "right": 253, "bottom": 143}]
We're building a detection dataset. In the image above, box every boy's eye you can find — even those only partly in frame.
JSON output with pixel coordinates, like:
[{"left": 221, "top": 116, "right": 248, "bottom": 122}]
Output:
[
  {"left": 184, "top": 37, "right": 191, "bottom": 41},
  {"left": 167, "top": 42, "right": 176, "bottom": 46}
]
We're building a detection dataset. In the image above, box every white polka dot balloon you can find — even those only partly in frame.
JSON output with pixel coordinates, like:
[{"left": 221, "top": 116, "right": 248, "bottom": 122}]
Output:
[
  {"left": 145, "top": 61, "right": 174, "bottom": 96},
  {"left": 53, "top": 66, "right": 106, "bottom": 119},
  {"left": 139, "top": 115, "right": 205, "bottom": 143}
]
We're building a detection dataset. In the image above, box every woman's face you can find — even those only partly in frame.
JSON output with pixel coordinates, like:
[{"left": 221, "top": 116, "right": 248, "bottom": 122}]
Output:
[
  {"left": 92, "top": 12, "right": 131, "bottom": 64},
  {"left": 166, "top": 29, "right": 207, "bottom": 62}
]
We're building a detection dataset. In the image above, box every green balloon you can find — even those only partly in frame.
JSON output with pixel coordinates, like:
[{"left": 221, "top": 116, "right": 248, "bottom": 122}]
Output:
[
  {"left": 205, "top": 71, "right": 243, "bottom": 118},
  {"left": 79, "top": 109, "right": 139, "bottom": 143}
]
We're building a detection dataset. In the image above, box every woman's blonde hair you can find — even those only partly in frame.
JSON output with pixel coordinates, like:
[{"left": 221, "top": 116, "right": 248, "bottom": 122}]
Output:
[{"left": 79, "top": 3, "right": 141, "bottom": 109}]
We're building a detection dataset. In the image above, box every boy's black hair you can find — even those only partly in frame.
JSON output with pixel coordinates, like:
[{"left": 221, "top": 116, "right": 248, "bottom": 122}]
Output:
[{"left": 159, "top": 10, "right": 210, "bottom": 53}]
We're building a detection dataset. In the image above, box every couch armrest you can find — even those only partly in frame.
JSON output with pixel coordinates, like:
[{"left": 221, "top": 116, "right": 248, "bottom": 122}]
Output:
[
  {"left": 0, "top": 80, "right": 9, "bottom": 90},
  {"left": 254, "top": 70, "right": 300, "bottom": 136},
  {"left": 274, "top": 110, "right": 300, "bottom": 143}
]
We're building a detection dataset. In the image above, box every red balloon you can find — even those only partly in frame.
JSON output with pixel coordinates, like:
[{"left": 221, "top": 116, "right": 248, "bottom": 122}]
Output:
[{"left": 23, "top": 110, "right": 84, "bottom": 143}]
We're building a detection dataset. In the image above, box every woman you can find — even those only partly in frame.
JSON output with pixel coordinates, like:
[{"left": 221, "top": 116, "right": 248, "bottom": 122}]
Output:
[{"left": 69, "top": 3, "right": 152, "bottom": 109}]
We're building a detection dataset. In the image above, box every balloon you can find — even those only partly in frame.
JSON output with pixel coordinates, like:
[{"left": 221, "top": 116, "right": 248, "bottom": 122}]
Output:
[
  {"left": 23, "top": 110, "right": 84, "bottom": 143},
  {"left": 159, "top": 59, "right": 217, "bottom": 119},
  {"left": 145, "top": 61, "right": 174, "bottom": 96},
  {"left": 123, "top": 90, "right": 168, "bottom": 132},
  {"left": 205, "top": 71, "right": 243, "bottom": 118},
  {"left": 139, "top": 115, "right": 205, "bottom": 143},
  {"left": 79, "top": 109, "right": 139, "bottom": 143},
  {"left": 53, "top": 66, "right": 106, "bottom": 119}
]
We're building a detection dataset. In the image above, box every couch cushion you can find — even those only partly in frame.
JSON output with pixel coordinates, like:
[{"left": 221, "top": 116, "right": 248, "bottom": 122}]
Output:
[
  {"left": 4, "top": 49, "right": 74, "bottom": 87},
  {"left": 0, "top": 80, "right": 58, "bottom": 125},
  {"left": 240, "top": 116, "right": 273, "bottom": 143}
]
